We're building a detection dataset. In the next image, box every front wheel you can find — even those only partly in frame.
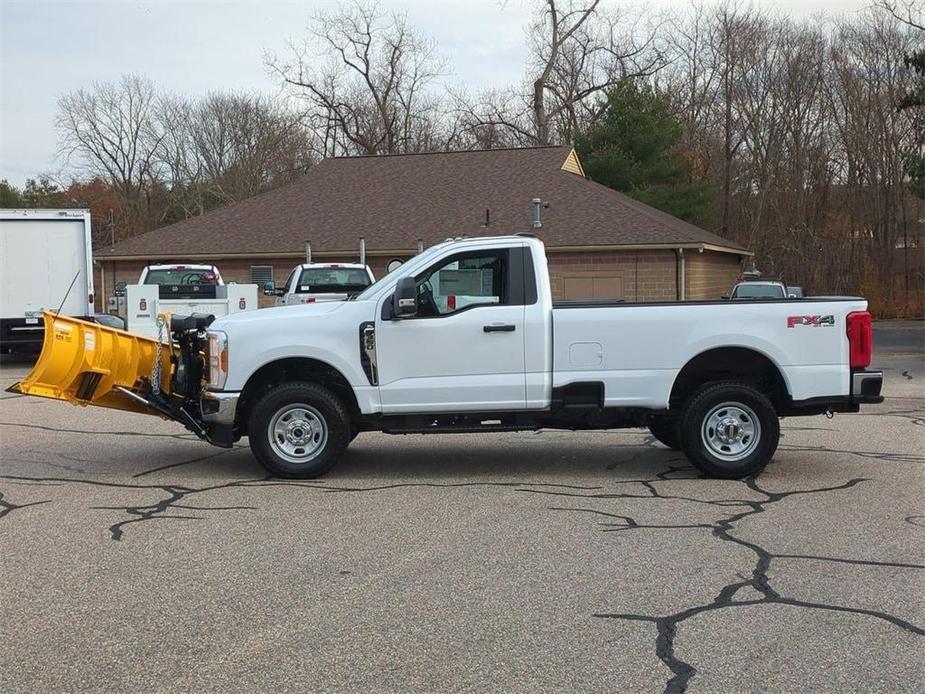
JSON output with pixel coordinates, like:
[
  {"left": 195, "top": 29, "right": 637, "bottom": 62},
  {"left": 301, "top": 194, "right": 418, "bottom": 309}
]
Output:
[
  {"left": 248, "top": 382, "right": 350, "bottom": 478},
  {"left": 679, "top": 382, "right": 779, "bottom": 478}
]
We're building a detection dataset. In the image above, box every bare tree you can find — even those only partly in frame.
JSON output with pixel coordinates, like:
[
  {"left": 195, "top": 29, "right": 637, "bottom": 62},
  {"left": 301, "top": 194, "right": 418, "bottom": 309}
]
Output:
[
  {"left": 269, "top": 0, "right": 445, "bottom": 156},
  {"left": 456, "top": 1, "right": 664, "bottom": 147},
  {"left": 873, "top": 0, "right": 925, "bottom": 32},
  {"left": 56, "top": 74, "right": 166, "bottom": 235}
]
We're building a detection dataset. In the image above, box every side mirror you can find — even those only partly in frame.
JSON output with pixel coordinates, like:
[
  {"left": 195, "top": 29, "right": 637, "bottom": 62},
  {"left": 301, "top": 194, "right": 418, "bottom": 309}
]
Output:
[
  {"left": 721, "top": 294, "right": 730, "bottom": 300},
  {"left": 392, "top": 276, "right": 418, "bottom": 318},
  {"left": 263, "top": 281, "right": 276, "bottom": 296},
  {"left": 788, "top": 293, "right": 797, "bottom": 298}
]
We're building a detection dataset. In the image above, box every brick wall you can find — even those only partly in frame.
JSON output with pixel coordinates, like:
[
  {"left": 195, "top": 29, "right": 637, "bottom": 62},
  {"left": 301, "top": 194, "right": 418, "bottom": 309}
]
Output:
[
  {"left": 684, "top": 251, "right": 742, "bottom": 301},
  {"left": 547, "top": 249, "right": 678, "bottom": 302}
]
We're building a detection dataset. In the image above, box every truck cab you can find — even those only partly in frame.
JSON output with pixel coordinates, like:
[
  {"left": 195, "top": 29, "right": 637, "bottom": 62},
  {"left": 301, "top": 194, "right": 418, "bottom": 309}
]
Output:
[
  {"left": 139, "top": 264, "right": 224, "bottom": 298},
  {"left": 728, "top": 280, "right": 787, "bottom": 300},
  {"left": 270, "top": 263, "right": 375, "bottom": 305}
]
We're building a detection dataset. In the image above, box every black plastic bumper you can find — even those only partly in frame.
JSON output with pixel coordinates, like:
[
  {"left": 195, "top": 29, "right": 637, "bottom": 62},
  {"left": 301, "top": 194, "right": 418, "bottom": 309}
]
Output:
[
  {"left": 851, "top": 369, "right": 884, "bottom": 404},
  {"left": 781, "top": 368, "right": 883, "bottom": 416}
]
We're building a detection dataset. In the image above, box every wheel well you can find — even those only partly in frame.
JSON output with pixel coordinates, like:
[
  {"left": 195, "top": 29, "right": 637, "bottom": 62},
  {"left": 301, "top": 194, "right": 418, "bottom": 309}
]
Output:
[
  {"left": 669, "top": 347, "right": 789, "bottom": 410},
  {"left": 235, "top": 358, "right": 360, "bottom": 434}
]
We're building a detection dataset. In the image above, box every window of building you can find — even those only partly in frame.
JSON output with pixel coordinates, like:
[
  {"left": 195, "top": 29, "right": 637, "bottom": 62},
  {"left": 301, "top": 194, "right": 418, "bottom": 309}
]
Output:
[{"left": 250, "top": 265, "right": 274, "bottom": 287}]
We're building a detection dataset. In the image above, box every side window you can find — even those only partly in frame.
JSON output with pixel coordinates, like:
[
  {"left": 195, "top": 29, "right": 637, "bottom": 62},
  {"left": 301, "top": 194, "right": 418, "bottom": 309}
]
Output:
[{"left": 415, "top": 251, "right": 507, "bottom": 317}]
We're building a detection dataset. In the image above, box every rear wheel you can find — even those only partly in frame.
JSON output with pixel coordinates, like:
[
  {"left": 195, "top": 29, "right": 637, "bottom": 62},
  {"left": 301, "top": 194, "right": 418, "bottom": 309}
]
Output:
[
  {"left": 679, "top": 382, "right": 779, "bottom": 478},
  {"left": 248, "top": 382, "right": 350, "bottom": 478},
  {"left": 647, "top": 416, "right": 681, "bottom": 450}
]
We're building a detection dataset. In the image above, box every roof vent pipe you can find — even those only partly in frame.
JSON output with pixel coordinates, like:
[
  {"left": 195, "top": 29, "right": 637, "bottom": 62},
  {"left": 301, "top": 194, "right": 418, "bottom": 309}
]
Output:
[
  {"left": 359, "top": 236, "right": 366, "bottom": 266},
  {"left": 532, "top": 198, "right": 543, "bottom": 228},
  {"left": 417, "top": 238, "right": 424, "bottom": 254},
  {"left": 304, "top": 240, "right": 312, "bottom": 264}
]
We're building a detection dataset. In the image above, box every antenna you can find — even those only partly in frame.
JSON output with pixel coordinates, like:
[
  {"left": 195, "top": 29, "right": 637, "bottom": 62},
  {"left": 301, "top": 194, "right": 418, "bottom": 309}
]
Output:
[{"left": 54, "top": 271, "right": 81, "bottom": 320}]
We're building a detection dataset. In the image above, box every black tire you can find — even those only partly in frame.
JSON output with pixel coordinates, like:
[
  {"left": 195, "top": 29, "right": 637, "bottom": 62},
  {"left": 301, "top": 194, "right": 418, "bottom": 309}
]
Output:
[
  {"left": 648, "top": 416, "right": 681, "bottom": 450},
  {"left": 248, "top": 382, "right": 350, "bottom": 478},
  {"left": 679, "top": 382, "right": 779, "bottom": 479}
]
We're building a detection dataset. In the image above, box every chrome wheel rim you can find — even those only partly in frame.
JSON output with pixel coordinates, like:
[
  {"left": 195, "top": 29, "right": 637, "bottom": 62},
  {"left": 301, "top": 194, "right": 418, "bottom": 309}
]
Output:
[
  {"left": 268, "top": 403, "right": 328, "bottom": 464},
  {"left": 701, "top": 402, "right": 761, "bottom": 462}
]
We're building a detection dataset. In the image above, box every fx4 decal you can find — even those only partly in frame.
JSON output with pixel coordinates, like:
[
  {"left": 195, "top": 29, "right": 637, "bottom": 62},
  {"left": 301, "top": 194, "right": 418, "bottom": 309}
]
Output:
[{"left": 787, "top": 314, "right": 835, "bottom": 328}]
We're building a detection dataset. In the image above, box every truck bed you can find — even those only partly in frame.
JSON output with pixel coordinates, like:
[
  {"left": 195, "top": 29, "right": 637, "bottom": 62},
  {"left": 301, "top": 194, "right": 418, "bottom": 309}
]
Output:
[{"left": 551, "top": 297, "right": 867, "bottom": 408}]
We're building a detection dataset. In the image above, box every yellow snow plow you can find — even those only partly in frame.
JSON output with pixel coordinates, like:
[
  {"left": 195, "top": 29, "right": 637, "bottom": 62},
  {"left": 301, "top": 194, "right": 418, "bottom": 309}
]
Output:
[{"left": 7, "top": 311, "right": 222, "bottom": 442}]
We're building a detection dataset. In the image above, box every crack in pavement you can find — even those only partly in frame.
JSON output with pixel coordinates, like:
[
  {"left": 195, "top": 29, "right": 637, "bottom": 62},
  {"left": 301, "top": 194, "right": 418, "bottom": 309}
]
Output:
[
  {"left": 0, "top": 474, "right": 273, "bottom": 541},
  {"left": 544, "top": 475, "right": 925, "bottom": 693},
  {"left": 0, "top": 489, "right": 50, "bottom": 519}
]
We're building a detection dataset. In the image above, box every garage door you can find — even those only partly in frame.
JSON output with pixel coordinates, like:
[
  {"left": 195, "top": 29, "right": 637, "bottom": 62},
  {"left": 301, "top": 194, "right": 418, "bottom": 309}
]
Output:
[{"left": 561, "top": 273, "right": 624, "bottom": 300}]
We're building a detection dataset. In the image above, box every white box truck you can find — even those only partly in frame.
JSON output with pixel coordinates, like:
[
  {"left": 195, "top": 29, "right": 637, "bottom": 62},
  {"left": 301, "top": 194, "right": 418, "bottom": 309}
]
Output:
[{"left": 0, "top": 209, "right": 95, "bottom": 352}]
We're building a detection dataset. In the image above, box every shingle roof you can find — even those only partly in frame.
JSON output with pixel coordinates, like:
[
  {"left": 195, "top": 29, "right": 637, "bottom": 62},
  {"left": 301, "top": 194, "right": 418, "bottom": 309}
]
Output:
[{"left": 98, "top": 145, "right": 749, "bottom": 258}]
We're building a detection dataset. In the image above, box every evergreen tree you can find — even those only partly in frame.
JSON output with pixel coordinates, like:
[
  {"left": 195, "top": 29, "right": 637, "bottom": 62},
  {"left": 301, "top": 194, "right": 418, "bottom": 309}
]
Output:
[
  {"left": 0, "top": 179, "right": 23, "bottom": 207},
  {"left": 576, "top": 79, "right": 715, "bottom": 227}
]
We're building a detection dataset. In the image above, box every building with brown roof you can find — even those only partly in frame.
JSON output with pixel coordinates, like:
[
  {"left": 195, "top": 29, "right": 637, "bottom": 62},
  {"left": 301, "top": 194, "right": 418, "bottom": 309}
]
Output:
[{"left": 95, "top": 145, "right": 751, "bottom": 307}]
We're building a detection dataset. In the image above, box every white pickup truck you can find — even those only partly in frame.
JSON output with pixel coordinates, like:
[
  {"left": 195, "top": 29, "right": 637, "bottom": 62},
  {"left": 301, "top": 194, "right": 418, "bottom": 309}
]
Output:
[
  {"left": 187, "top": 235, "right": 882, "bottom": 479},
  {"left": 12, "top": 235, "right": 883, "bottom": 480},
  {"left": 269, "top": 263, "right": 376, "bottom": 305}
]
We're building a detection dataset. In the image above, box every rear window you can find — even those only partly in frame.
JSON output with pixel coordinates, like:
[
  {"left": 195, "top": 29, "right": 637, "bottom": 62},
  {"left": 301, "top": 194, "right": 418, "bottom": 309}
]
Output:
[
  {"left": 144, "top": 269, "right": 217, "bottom": 286},
  {"left": 295, "top": 268, "right": 371, "bottom": 294},
  {"left": 732, "top": 283, "right": 785, "bottom": 299}
]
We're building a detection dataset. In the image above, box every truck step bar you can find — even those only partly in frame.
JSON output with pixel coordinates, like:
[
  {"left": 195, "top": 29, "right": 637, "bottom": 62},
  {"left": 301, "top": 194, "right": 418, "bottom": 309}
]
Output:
[{"left": 382, "top": 422, "right": 539, "bottom": 435}]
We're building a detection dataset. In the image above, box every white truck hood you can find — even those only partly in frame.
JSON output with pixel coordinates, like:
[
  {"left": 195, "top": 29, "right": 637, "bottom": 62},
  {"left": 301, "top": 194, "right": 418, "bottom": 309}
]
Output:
[{"left": 211, "top": 300, "right": 345, "bottom": 332}]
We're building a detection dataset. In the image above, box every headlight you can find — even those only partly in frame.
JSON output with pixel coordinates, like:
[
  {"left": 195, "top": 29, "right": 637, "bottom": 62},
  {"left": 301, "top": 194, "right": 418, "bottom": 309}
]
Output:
[{"left": 207, "top": 330, "right": 228, "bottom": 389}]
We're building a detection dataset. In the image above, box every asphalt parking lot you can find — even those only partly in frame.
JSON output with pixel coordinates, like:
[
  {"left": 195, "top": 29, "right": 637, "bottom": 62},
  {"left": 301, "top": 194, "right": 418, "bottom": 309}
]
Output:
[{"left": 1, "top": 326, "right": 923, "bottom": 693}]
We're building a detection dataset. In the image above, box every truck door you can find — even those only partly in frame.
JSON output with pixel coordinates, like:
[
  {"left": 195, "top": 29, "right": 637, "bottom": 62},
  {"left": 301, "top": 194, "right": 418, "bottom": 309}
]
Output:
[{"left": 376, "top": 247, "right": 529, "bottom": 413}]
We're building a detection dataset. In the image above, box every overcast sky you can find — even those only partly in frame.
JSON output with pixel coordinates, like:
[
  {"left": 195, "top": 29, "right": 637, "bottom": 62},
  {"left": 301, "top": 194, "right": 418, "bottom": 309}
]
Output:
[{"left": 0, "top": 0, "right": 874, "bottom": 187}]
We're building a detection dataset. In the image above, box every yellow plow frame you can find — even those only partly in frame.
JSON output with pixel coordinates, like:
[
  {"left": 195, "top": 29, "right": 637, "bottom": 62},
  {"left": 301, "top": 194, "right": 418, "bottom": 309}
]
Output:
[{"left": 8, "top": 311, "right": 174, "bottom": 417}]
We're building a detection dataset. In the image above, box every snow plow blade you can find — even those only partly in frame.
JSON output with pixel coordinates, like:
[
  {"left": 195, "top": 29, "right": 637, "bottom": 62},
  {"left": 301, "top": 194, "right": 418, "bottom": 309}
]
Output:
[{"left": 6, "top": 311, "right": 173, "bottom": 417}]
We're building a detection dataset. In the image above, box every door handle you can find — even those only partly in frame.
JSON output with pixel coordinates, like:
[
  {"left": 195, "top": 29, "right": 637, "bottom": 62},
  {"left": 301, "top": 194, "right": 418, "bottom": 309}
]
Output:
[{"left": 483, "top": 324, "right": 516, "bottom": 333}]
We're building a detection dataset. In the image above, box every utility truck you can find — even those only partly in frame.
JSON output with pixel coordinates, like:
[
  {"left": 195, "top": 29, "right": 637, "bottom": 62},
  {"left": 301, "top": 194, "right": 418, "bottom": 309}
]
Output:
[
  {"left": 0, "top": 209, "right": 94, "bottom": 352},
  {"left": 11, "top": 235, "right": 882, "bottom": 479},
  {"left": 123, "top": 263, "right": 257, "bottom": 339}
]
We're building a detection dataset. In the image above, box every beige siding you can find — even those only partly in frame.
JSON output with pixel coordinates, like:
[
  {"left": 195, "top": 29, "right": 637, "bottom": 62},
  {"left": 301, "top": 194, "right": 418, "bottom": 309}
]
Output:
[{"left": 685, "top": 251, "right": 742, "bottom": 300}]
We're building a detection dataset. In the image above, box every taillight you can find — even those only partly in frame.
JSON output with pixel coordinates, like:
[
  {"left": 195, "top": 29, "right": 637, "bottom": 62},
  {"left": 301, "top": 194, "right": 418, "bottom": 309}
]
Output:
[
  {"left": 447, "top": 295, "right": 456, "bottom": 311},
  {"left": 846, "top": 311, "right": 872, "bottom": 368}
]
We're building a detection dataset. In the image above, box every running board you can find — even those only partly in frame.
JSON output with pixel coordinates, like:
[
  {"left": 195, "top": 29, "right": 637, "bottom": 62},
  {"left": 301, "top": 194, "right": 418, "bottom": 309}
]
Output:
[{"left": 382, "top": 423, "right": 538, "bottom": 435}]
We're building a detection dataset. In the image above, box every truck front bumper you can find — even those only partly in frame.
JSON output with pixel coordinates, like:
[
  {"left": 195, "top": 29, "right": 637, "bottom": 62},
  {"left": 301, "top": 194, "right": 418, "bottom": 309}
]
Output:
[{"left": 200, "top": 390, "right": 240, "bottom": 447}]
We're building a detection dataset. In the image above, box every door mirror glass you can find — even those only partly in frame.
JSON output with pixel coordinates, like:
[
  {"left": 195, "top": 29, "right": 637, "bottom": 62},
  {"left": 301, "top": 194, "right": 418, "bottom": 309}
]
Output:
[
  {"left": 393, "top": 276, "right": 418, "bottom": 317},
  {"left": 263, "top": 281, "right": 276, "bottom": 295}
]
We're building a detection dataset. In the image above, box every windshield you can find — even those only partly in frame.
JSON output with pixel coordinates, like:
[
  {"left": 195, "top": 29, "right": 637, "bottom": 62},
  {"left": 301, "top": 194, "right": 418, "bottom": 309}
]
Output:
[
  {"left": 732, "top": 283, "right": 785, "bottom": 299},
  {"left": 144, "top": 269, "right": 217, "bottom": 286},
  {"left": 356, "top": 243, "right": 450, "bottom": 301},
  {"left": 296, "top": 268, "right": 371, "bottom": 294}
]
